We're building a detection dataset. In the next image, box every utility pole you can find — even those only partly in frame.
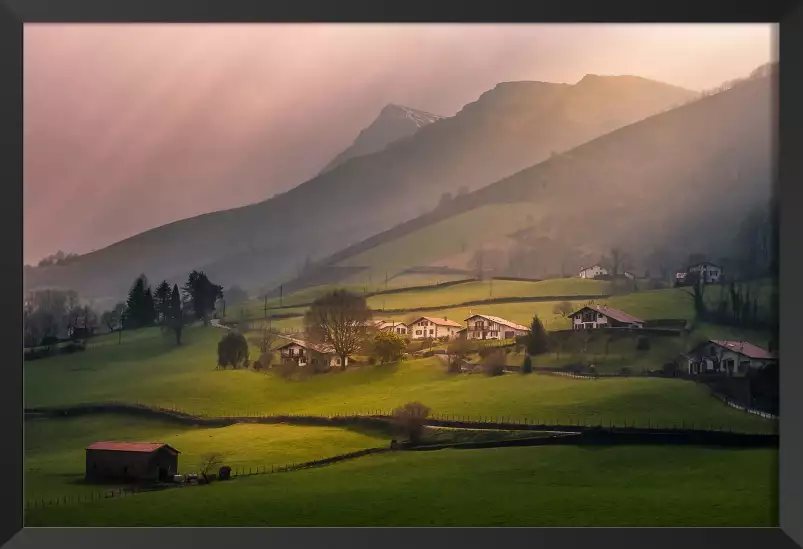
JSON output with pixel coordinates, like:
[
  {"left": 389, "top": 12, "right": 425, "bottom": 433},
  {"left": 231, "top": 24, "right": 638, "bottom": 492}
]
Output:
[{"left": 263, "top": 295, "right": 268, "bottom": 319}]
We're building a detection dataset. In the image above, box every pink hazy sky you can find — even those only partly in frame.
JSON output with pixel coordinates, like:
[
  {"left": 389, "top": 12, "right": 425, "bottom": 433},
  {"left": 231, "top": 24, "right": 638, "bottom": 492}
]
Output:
[{"left": 23, "top": 23, "right": 775, "bottom": 265}]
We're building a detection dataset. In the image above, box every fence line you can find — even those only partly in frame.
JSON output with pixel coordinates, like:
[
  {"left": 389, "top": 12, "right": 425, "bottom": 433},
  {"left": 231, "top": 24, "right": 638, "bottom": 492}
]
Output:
[
  {"left": 25, "top": 400, "right": 778, "bottom": 434},
  {"left": 25, "top": 447, "right": 390, "bottom": 512}
]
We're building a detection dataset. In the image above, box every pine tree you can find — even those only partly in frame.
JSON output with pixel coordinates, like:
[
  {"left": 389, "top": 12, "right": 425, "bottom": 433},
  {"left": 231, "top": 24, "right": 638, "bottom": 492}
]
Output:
[
  {"left": 153, "top": 281, "right": 172, "bottom": 324},
  {"left": 526, "top": 315, "right": 550, "bottom": 357},
  {"left": 182, "top": 270, "right": 224, "bottom": 325},
  {"left": 170, "top": 284, "right": 183, "bottom": 345},
  {"left": 522, "top": 354, "right": 533, "bottom": 374},
  {"left": 125, "top": 275, "right": 155, "bottom": 329}
]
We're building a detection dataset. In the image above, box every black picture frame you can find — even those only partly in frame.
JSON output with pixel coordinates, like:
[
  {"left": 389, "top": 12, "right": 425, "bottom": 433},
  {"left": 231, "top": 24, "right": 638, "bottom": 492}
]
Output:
[{"left": 3, "top": 1, "right": 801, "bottom": 548}]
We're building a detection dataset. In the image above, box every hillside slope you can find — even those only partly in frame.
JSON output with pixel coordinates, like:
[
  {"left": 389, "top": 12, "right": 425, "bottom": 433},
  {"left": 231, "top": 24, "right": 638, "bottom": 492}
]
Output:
[
  {"left": 319, "top": 104, "right": 442, "bottom": 174},
  {"left": 287, "top": 69, "right": 774, "bottom": 291},
  {"left": 25, "top": 75, "right": 695, "bottom": 304}
]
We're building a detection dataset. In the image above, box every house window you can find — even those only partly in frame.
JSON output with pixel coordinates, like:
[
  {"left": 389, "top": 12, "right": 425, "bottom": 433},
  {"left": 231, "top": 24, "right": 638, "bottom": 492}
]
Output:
[{"left": 416, "top": 330, "right": 422, "bottom": 336}]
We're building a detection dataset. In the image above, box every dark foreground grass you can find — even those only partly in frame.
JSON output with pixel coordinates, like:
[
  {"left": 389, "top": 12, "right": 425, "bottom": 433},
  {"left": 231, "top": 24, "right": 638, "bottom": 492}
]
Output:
[{"left": 25, "top": 445, "right": 777, "bottom": 527}]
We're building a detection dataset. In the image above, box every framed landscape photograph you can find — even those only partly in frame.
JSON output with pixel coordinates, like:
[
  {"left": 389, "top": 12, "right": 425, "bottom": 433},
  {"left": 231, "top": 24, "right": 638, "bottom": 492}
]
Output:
[{"left": 4, "top": 2, "right": 802, "bottom": 548}]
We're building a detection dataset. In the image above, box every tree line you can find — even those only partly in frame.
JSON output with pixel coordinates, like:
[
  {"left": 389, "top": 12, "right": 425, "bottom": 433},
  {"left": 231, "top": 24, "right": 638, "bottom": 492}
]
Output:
[{"left": 24, "top": 270, "right": 226, "bottom": 349}]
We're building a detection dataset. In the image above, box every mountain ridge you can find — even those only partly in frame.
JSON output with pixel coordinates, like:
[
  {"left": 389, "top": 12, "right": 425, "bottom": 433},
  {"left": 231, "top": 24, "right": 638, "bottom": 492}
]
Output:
[{"left": 25, "top": 74, "right": 698, "bottom": 306}]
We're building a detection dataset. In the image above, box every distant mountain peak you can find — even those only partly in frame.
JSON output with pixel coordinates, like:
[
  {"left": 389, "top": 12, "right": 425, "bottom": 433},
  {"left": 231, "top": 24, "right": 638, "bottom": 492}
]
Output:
[
  {"left": 378, "top": 103, "right": 443, "bottom": 127},
  {"left": 319, "top": 104, "right": 443, "bottom": 174}
]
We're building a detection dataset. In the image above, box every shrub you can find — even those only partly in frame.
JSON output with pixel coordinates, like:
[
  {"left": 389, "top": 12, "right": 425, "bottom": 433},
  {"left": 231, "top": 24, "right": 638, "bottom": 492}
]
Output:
[
  {"left": 391, "top": 402, "right": 431, "bottom": 445},
  {"left": 275, "top": 359, "right": 301, "bottom": 380},
  {"left": 662, "top": 361, "right": 680, "bottom": 377},
  {"left": 217, "top": 331, "right": 249, "bottom": 369},
  {"left": 253, "top": 360, "right": 262, "bottom": 372},
  {"left": 438, "top": 336, "right": 450, "bottom": 343},
  {"left": 482, "top": 349, "right": 506, "bottom": 377},
  {"left": 259, "top": 351, "right": 275, "bottom": 369},
  {"left": 619, "top": 366, "right": 632, "bottom": 376},
  {"left": 636, "top": 336, "right": 651, "bottom": 351},
  {"left": 367, "top": 356, "right": 377, "bottom": 366},
  {"left": 371, "top": 331, "right": 406, "bottom": 364},
  {"left": 522, "top": 354, "right": 533, "bottom": 374}
]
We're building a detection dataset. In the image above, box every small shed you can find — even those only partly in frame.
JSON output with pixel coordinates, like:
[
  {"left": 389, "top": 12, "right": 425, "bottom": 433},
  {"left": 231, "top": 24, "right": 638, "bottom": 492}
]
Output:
[{"left": 85, "top": 442, "right": 180, "bottom": 482}]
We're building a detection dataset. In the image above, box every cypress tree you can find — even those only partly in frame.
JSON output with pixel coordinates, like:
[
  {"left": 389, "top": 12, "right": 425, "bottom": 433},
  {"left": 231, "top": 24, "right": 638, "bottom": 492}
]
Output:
[{"left": 526, "top": 315, "right": 550, "bottom": 357}]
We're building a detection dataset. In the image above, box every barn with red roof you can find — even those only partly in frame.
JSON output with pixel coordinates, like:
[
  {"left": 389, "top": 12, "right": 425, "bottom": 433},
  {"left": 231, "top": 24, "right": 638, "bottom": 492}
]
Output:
[{"left": 85, "top": 441, "right": 180, "bottom": 482}]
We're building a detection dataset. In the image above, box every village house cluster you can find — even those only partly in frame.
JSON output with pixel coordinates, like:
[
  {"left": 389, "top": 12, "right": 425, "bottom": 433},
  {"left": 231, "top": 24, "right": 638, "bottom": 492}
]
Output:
[{"left": 272, "top": 299, "right": 775, "bottom": 381}]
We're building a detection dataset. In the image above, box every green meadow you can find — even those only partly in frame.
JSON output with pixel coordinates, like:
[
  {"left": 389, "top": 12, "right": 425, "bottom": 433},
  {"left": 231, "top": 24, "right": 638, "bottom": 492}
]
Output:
[
  {"left": 24, "top": 324, "right": 773, "bottom": 433},
  {"left": 25, "top": 414, "right": 386, "bottom": 501},
  {"left": 25, "top": 444, "right": 777, "bottom": 527}
]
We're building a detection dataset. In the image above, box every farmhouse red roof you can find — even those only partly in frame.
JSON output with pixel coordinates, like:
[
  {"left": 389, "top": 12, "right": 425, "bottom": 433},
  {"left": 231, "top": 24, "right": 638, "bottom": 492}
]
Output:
[
  {"left": 711, "top": 340, "right": 776, "bottom": 360},
  {"left": 276, "top": 337, "right": 336, "bottom": 355},
  {"left": 465, "top": 314, "right": 529, "bottom": 331},
  {"left": 570, "top": 305, "right": 644, "bottom": 325},
  {"left": 412, "top": 316, "right": 462, "bottom": 328},
  {"left": 86, "top": 442, "right": 179, "bottom": 454}
]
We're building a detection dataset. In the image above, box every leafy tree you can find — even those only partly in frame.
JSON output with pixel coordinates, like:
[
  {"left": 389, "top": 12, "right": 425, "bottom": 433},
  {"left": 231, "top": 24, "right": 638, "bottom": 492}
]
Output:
[
  {"left": 153, "top": 281, "right": 172, "bottom": 324},
  {"left": 303, "top": 289, "right": 372, "bottom": 371},
  {"left": 169, "top": 284, "right": 184, "bottom": 345},
  {"left": 217, "top": 331, "right": 249, "bottom": 369},
  {"left": 392, "top": 402, "right": 431, "bottom": 445},
  {"left": 525, "top": 315, "right": 550, "bottom": 356},
  {"left": 183, "top": 270, "right": 224, "bottom": 325},
  {"left": 446, "top": 337, "right": 471, "bottom": 373},
  {"left": 371, "top": 331, "right": 406, "bottom": 364}
]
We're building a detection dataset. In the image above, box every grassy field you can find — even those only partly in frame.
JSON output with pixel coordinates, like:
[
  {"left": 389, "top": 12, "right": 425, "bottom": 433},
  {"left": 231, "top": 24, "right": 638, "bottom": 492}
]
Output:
[
  {"left": 365, "top": 278, "right": 611, "bottom": 311},
  {"left": 337, "top": 203, "right": 539, "bottom": 282},
  {"left": 25, "top": 414, "right": 387, "bottom": 502},
  {"left": 25, "top": 444, "right": 777, "bottom": 527},
  {"left": 24, "top": 325, "right": 774, "bottom": 432}
]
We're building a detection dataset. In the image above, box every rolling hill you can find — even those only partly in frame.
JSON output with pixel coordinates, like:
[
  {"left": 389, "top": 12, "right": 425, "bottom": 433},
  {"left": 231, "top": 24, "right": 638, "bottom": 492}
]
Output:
[
  {"left": 24, "top": 74, "right": 695, "bottom": 307},
  {"left": 284, "top": 67, "right": 775, "bottom": 292}
]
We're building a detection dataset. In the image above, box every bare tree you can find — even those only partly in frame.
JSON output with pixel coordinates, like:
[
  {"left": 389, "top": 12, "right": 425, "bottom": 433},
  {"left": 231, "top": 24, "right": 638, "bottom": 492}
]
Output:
[
  {"left": 392, "top": 402, "right": 431, "bottom": 445},
  {"left": 198, "top": 452, "right": 225, "bottom": 482},
  {"left": 304, "top": 290, "right": 373, "bottom": 371}
]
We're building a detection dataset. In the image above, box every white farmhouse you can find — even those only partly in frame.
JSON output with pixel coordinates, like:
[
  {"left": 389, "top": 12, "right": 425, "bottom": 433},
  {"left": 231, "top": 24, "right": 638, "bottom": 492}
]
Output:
[
  {"left": 681, "top": 340, "right": 776, "bottom": 376},
  {"left": 464, "top": 314, "right": 529, "bottom": 340},
  {"left": 568, "top": 304, "right": 644, "bottom": 330},
  {"left": 375, "top": 320, "right": 409, "bottom": 337},
  {"left": 578, "top": 264, "right": 609, "bottom": 279},
  {"left": 409, "top": 317, "right": 462, "bottom": 340},
  {"left": 687, "top": 262, "right": 723, "bottom": 284},
  {"left": 276, "top": 338, "right": 348, "bottom": 371}
]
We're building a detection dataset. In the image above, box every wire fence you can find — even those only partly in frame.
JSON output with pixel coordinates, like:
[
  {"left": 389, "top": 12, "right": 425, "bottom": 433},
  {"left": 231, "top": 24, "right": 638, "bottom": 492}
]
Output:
[
  {"left": 25, "top": 400, "right": 779, "bottom": 434},
  {"left": 25, "top": 447, "right": 389, "bottom": 512}
]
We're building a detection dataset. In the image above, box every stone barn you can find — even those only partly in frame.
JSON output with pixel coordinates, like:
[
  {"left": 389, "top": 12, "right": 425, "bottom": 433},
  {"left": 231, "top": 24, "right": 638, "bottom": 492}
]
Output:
[{"left": 85, "top": 442, "right": 180, "bottom": 482}]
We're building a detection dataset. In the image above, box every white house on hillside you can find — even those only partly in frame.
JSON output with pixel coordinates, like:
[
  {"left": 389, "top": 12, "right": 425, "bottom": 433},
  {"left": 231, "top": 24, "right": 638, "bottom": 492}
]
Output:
[
  {"left": 578, "top": 264, "right": 608, "bottom": 279},
  {"left": 687, "top": 262, "right": 723, "bottom": 284},
  {"left": 409, "top": 317, "right": 462, "bottom": 340},
  {"left": 568, "top": 305, "right": 644, "bottom": 330},
  {"left": 375, "top": 320, "right": 409, "bottom": 336},
  {"left": 464, "top": 314, "right": 529, "bottom": 340},
  {"left": 276, "top": 338, "right": 348, "bottom": 370},
  {"left": 681, "top": 339, "right": 776, "bottom": 376}
]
